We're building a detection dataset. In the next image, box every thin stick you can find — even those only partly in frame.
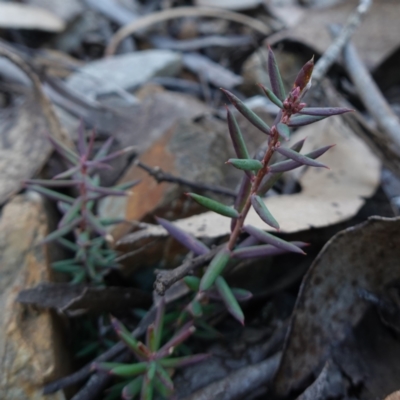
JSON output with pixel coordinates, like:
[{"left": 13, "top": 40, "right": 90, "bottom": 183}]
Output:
[
  {"left": 135, "top": 160, "right": 237, "bottom": 198},
  {"left": 106, "top": 7, "right": 270, "bottom": 56},
  {"left": 342, "top": 42, "right": 400, "bottom": 165},
  {"left": 312, "top": 0, "right": 372, "bottom": 86},
  {"left": 154, "top": 245, "right": 223, "bottom": 296}
]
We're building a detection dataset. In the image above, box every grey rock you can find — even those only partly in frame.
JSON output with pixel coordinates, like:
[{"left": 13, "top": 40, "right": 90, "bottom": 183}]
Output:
[{"left": 66, "top": 50, "right": 182, "bottom": 100}]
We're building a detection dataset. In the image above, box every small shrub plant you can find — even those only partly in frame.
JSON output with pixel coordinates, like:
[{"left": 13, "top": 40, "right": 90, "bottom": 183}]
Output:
[
  {"left": 32, "top": 47, "right": 350, "bottom": 400},
  {"left": 156, "top": 47, "right": 351, "bottom": 325}
]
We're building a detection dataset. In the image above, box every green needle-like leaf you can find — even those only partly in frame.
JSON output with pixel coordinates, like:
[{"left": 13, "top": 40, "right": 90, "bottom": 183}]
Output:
[
  {"left": 28, "top": 185, "right": 75, "bottom": 204},
  {"left": 215, "top": 276, "right": 245, "bottom": 325},
  {"left": 122, "top": 376, "right": 143, "bottom": 399},
  {"left": 259, "top": 84, "right": 284, "bottom": 108},
  {"left": 183, "top": 276, "right": 201, "bottom": 291},
  {"left": 186, "top": 193, "right": 239, "bottom": 218},
  {"left": 227, "top": 158, "right": 263, "bottom": 172},
  {"left": 276, "top": 123, "right": 290, "bottom": 141},
  {"left": 141, "top": 362, "right": 156, "bottom": 400},
  {"left": 226, "top": 107, "right": 250, "bottom": 160},
  {"left": 41, "top": 217, "right": 82, "bottom": 244},
  {"left": 110, "top": 362, "right": 148, "bottom": 377},
  {"left": 200, "top": 247, "right": 230, "bottom": 291},
  {"left": 275, "top": 146, "right": 329, "bottom": 168},
  {"left": 251, "top": 195, "right": 280, "bottom": 230},
  {"left": 221, "top": 89, "right": 271, "bottom": 135}
]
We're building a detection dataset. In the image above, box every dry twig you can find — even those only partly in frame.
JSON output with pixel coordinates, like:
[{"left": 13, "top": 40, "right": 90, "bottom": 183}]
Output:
[
  {"left": 341, "top": 41, "right": 400, "bottom": 176},
  {"left": 135, "top": 160, "right": 237, "bottom": 198},
  {"left": 154, "top": 245, "right": 223, "bottom": 296},
  {"left": 312, "top": 0, "right": 372, "bottom": 86},
  {"left": 106, "top": 7, "right": 270, "bottom": 56}
]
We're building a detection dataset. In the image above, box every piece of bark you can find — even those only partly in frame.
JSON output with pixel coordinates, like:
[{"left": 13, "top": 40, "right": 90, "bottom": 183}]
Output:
[
  {"left": 17, "top": 283, "right": 152, "bottom": 314},
  {"left": 0, "top": 192, "right": 68, "bottom": 399}
]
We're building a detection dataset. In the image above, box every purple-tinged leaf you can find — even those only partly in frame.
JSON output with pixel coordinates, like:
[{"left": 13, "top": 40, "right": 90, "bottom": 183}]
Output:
[
  {"left": 227, "top": 158, "right": 263, "bottom": 172},
  {"left": 86, "top": 129, "right": 96, "bottom": 159},
  {"left": 58, "top": 197, "right": 83, "bottom": 228},
  {"left": 111, "top": 317, "right": 150, "bottom": 360},
  {"left": 221, "top": 89, "right": 271, "bottom": 135},
  {"left": 155, "top": 364, "right": 174, "bottom": 392},
  {"left": 47, "top": 134, "right": 79, "bottom": 164},
  {"left": 94, "top": 146, "right": 137, "bottom": 164},
  {"left": 215, "top": 276, "right": 245, "bottom": 325},
  {"left": 276, "top": 123, "right": 290, "bottom": 141},
  {"left": 244, "top": 225, "right": 306, "bottom": 255},
  {"left": 183, "top": 276, "right": 201, "bottom": 291},
  {"left": 200, "top": 247, "right": 231, "bottom": 291},
  {"left": 236, "top": 235, "right": 259, "bottom": 248},
  {"left": 87, "top": 185, "right": 127, "bottom": 197},
  {"left": 84, "top": 160, "right": 113, "bottom": 170},
  {"left": 258, "top": 136, "right": 306, "bottom": 193},
  {"left": 186, "top": 193, "right": 239, "bottom": 219},
  {"left": 153, "top": 298, "right": 165, "bottom": 352},
  {"left": 156, "top": 217, "right": 210, "bottom": 256},
  {"left": 122, "top": 376, "right": 142, "bottom": 400},
  {"left": 86, "top": 211, "right": 107, "bottom": 236},
  {"left": 159, "top": 354, "right": 210, "bottom": 368},
  {"left": 269, "top": 145, "right": 334, "bottom": 173},
  {"left": 94, "top": 136, "right": 114, "bottom": 161},
  {"left": 259, "top": 84, "right": 283, "bottom": 109},
  {"left": 115, "top": 179, "right": 141, "bottom": 191},
  {"left": 226, "top": 107, "right": 250, "bottom": 160},
  {"left": 232, "top": 242, "right": 308, "bottom": 259},
  {"left": 268, "top": 46, "right": 286, "bottom": 101},
  {"left": 231, "top": 288, "right": 253, "bottom": 301},
  {"left": 41, "top": 217, "right": 82, "bottom": 244},
  {"left": 234, "top": 174, "right": 251, "bottom": 213},
  {"left": 53, "top": 165, "right": 80, "bottom": 180},
  {"left": 288, "top": 114, "right": 326, "bottom": 127},
  {"left": 24, "top": 179, "right": 80, "bottom": 187},
  {"left": 157, "top": 322, "right": 195, "bottom": 358},
  {"left": 275, "top": 146, "right": 329, "bottom": 168},
  {"left": 251, "top": 195, "right": 280, "bottom": 230},
  {"left": 77, "top": 120, "right": 87, "bottom": 157},
  {"left": 27, "top": 185, "right": 75, "bottom": 204},
  {"left": 231, "top": 175, "right": 251, "bottom": 232},
  {"left": 293, "top": 57, "right": 314, "bottom": 92},
  {"left": 299, "top": 107, "right": 352, "bottom": 116}
]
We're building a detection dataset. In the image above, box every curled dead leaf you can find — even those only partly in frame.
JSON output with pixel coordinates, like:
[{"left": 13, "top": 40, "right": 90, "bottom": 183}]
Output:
[{"left": 273, "top": 216, "right": 400, "bottom": 396}]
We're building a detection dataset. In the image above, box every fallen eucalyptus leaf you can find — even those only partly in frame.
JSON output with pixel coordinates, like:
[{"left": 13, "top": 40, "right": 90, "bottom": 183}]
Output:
[
  {"left": 273, "top": 216, "right": 400, "bottom": 396},
  {"left": 119, "top": 116, "right": 380, "bottom": 244},
  {"left": 0, "top": 3, "right": 65, "bottom": 31}
]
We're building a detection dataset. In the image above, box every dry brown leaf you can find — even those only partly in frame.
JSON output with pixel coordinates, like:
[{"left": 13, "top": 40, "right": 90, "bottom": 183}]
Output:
[
  {"left": 274, "top": 0, "right": 400, "bottom": 68},
  {"left": 273, "top": 216, "right": 400, "bottom": 396},
  {"left": 385, "top": 392, "right": 400, "bottom": 400},
  {"left": 125, "top": 116, "right": 380, "bottom": 242},
  {"left": 0, "top": 3, "right": 65, "bottom": 32}
]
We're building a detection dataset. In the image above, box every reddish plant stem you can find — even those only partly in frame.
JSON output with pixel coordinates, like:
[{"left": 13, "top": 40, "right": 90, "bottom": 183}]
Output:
[{"left": 228, "top": 126, "right": 280, "bottom": 250}]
